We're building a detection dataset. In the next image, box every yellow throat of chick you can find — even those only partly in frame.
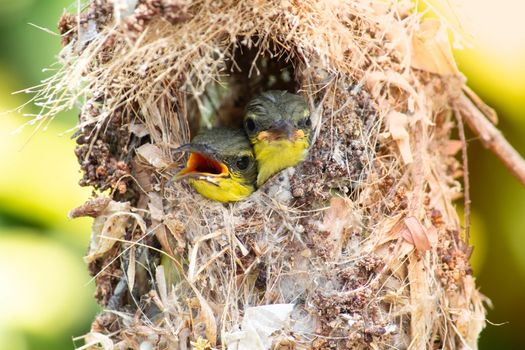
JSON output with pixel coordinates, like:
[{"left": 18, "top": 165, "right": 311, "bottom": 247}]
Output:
[{"left": 253, "top": 128, "right": 309, "bottom": 187}]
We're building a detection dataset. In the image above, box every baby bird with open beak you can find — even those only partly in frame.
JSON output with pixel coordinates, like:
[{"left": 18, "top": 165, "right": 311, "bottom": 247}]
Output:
[{"left": 174, "top": 128, "right": 257, "bottom": 202}]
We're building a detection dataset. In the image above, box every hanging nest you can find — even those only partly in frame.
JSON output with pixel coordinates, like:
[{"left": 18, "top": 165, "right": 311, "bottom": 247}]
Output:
[{"left": 39, "top": 0, "right": 493, "bottom": 349}]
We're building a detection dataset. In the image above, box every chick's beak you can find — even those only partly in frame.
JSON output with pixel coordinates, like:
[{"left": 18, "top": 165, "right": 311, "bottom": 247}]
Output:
[
  {"left": 258, "top": 119, "right": 304, "bottom": 142},
  {"left": 173, "top": 144, "right": 229, "bottom": 181},
  {"left": 270, "top": 119, "right": 295, "bottom": 139}
]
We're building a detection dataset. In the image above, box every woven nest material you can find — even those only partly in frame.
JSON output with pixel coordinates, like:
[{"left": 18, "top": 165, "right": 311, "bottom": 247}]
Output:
[{"left": 41, "top": 0, "right": 489, "bottom": 349}]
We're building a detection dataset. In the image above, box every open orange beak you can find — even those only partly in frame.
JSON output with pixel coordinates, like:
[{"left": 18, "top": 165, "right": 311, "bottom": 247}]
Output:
[{"left": 175, "top": 152, "right": 229, "bottom": 182}]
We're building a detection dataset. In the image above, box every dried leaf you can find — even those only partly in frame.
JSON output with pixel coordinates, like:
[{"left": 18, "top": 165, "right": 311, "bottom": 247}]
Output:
[
  {"left": 84, "top": 201, "right": 131, "bottom": 263},
  {"left": 131, "top": 157, "right": 153, "bottom": 193},
  {"left": 377, "top": 216, "right": 435, "bottom": 252},
  {"left": 130, "top": 122, "right": 150, "bottom": 137},
  {"left": 411, "top": 19, "right": 460, "bottom": 75},
  {"left": 386, "top": 111, "right": 413, "bottom": 164},
  {"left": 68, "top": 196, "right": 111, "bottom": 218},
  {"left": 136, "top": 143, "right": 169, "bottom": 169},
  {"left": 84, "top": 201, "right": 147, "bottom": 263},
  {"left": 402, "top": 216, "right": 431, "bottom": 252},
  {"left": 148, "top": 192, "right": 164, "bottom": 221}
]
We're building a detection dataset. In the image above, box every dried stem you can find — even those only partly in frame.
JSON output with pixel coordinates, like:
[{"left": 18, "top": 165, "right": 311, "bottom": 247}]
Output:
[{"left": 456, "top": 93, "right": 525, "bottom": 188}]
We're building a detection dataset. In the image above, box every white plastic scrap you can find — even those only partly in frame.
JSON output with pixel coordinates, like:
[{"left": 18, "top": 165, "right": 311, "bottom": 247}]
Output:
[{"left": 224, "top": 304, "right": 295, "bottom": 350}]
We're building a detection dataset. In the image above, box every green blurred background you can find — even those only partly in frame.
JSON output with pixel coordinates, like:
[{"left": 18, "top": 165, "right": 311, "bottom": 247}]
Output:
[{"left": 0, "top": 1, "right": 523, "bottom": 349}]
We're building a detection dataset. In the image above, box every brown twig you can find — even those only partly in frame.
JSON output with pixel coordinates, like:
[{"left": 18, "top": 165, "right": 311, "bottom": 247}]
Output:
[
  {"left": 462, "top": 85, "right": 498, "bottom": 124},
  {"left": 455, "top": 93, "right": 525, "bottom": 188}
]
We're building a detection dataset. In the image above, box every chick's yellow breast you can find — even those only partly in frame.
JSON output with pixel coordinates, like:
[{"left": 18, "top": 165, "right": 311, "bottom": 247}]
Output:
[
  {"left": 254, "top": 137, "right": 309, "bottom": 187},
  {"left": 189, "top": 178, "right": 254, "bottom": 203}
]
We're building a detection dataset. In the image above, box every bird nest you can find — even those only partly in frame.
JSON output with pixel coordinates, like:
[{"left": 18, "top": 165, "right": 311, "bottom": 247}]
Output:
[{"left": 38, "top": 0, "right": 489, "bottom": 349}]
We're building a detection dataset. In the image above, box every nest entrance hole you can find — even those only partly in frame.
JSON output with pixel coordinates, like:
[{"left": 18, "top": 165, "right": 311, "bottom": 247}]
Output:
[{"left": 188, "top": 39, "right": 301, "bottom": 136}]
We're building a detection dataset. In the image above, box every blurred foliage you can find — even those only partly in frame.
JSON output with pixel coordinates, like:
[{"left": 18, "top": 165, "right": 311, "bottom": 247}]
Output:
[
  {"left": 0, "top": 1, "right": 523, "bottom": 349},
  {"left": 0, "top": 1, "right": 99, "bottom": 350}
]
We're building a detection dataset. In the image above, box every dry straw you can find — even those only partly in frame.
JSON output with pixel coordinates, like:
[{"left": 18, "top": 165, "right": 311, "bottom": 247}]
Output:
[{"left": 33, "top": 0, "right": 502, "bottom": 349}]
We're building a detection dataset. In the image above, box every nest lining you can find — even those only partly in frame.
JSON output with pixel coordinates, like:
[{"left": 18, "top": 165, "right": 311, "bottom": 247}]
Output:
[{"left": 41, "top": 0, "right": 490, "bottom": 349}]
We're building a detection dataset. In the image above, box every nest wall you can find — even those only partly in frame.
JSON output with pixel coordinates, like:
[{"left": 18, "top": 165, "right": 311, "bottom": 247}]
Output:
[{"left": 46, "top": 0, "right": 488, "bottom": 349}]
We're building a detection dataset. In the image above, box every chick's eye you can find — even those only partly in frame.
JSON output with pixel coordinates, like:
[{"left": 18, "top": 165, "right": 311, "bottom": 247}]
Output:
[
  {"left": 236, "top": 156, "right": 250, "bottom": 170},
  {"left": 245, "top": 118, "right": 256, "bottom": 133},
  {"left": 299, "top": 117, "right": 311, "bottom": 128}
]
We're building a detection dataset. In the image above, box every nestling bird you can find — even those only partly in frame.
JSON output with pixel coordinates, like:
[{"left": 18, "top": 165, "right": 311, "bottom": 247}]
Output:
[
  {"left": 243, "top": 90, "right": 311, "bottom": 187},
  {"left": 174, "top": 128, "right": 257, "bottom": 202}
]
